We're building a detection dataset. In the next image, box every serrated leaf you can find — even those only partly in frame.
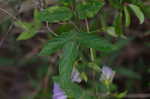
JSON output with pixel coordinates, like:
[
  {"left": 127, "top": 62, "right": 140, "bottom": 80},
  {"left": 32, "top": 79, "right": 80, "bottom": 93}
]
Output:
[
  {"left": 124, "top": 6, "right": 131, "bottom": 27},
  {"left": 37, "top": 6, "right": 73, "bottom": 23},
  {"left": 77, "top": 33, "right": 116, "bottom": 52},
  {"left": 76, "top": 0, "right": 104, "bottom": 19},
  {"left": 129, "top": 4, "right": 144, "bottom": 24}
]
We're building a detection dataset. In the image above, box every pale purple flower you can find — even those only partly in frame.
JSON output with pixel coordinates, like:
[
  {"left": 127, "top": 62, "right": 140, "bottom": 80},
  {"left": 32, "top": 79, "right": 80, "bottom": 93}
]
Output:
[
  {"left": 100, "top": 66, "right": 115, "bottom": 82},
  {"left": 52, "top": 83, "right": 67, "bottom": 99},
  {"left": 71, "top": 68, "right": 82, "bottom": 83}
]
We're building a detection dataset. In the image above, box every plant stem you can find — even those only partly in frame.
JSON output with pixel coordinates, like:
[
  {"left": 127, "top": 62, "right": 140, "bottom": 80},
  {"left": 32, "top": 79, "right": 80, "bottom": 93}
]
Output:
[
  {"left": 46, "top": 22, "right": 58, "bottom": 36},
  {"left": 85, "top": 19, "right": 95, "bottom": 62}
]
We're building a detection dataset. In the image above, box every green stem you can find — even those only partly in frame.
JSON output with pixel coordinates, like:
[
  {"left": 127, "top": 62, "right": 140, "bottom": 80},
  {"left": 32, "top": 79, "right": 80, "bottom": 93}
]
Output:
[{"left": 85, "top": 19, "right": 95, "bottom": 62}]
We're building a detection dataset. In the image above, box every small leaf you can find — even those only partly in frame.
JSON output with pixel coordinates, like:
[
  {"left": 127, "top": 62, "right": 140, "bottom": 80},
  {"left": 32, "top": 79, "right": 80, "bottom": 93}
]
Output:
[
  {"left": 17, "top": 31, "right": 36, "bottom": 40},
  {"left": 106, "top": 26, "right": 118, "bottom": 37},
  {"left": 76, "top": 0, "right": 104, "bottom": 19},
  {"left": 128, "top": 4, "right": 144, "bottom": 24},
  {"left": 15, "top": 21, "right": 31, "bottom": 30},
  {"left": 37, "top": 6, "right": 73, "bottom": 23},
  {"left": 106, "top": 26, "right": 127, "bottom": 39},
  {"left": 16, "top": 21, "right": 37, "bottom": 40},
  {"left": 124, "top": 6, "right": 131, "bottom": 27},
  {"left": 16, "top": 13, "right": 41, "bottom": 40}
]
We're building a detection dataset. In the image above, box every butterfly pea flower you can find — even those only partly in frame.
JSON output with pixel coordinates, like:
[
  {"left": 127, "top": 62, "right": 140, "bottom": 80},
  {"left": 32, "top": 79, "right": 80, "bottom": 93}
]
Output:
[
  {"left": 52, "top": 83, "right": 67, "bottom": 99},
  {"left": 100, "top": 66, "right": 115, "bottom": 83},
  {"left": 71, "top": 68, "right": 82, "bottom": 83}
]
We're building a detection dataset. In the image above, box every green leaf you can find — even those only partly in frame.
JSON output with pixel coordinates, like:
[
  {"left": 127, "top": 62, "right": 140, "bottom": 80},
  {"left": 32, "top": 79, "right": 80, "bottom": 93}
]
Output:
[
  {"left": 59, "top": 42, "right": 78, "bottom": 81},
  {"left": 53, "top": 42, "right": 94, "bottom": 99},
  {"left": 37, "top": 6, "right": 73, "bottom": 23},
  {"left": 106, "top": 26, "right": 127, "bottom": 39},
  {"left": 114, "top": 13, "right": 123, "bottom": 36},
  {"left": 16, "top": 12, "right": 41, "bottom": 40},
  {"left": 17, "top": 31, "right": 37, "bottom": 40},
  {"left": 76, "top": 0, "right": 104, "bottom": 19},
  {"left": 39, "top": 31, "right": 78, "bottom": 56},
  {"left": 39, "top": 33, "right": 70, "bottom": 56},
  {"left": 58, "top": 42, "right": 83, "bottom": 98},
  {"left": 16, "top": 21, "right": 38, "bottom": 40},
  {"left": 106, "top": 26, "right": 118, "bottom": 37},
  {"left": 115, "top": 91, "right": 127, "bottom": 99},
  {"left": 78, "top": 32, "right": 116, "bottom": 52},
  {"left": 128, "top": 4, "right": 144, "bottom": 24},
  {"left": 124, "top": 6, "right": 131, "bottom": 27}
]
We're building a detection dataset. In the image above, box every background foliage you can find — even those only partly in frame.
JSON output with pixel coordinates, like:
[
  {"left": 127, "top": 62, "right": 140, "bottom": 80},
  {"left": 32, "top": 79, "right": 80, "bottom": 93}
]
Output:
[{"left": 0, "top": 0, "right": 150, "bottom": 99}]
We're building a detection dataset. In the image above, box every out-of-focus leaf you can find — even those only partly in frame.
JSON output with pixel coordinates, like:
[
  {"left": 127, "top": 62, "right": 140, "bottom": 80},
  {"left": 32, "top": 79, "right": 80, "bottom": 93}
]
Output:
[
  {"left": 59, "top": 0, "right": 75, "bottom": 5},
  {"left": 0, "top": 57, "right": 15, "bottom": 66},
  {"left": 142, "top": 5, "right": 150, "bottom": 18},
  {"left": 108, "top": 0, "right": 122, "bottom": 9},
  {"left": 88, "top": 62, "right": 100, "bottom": 72},
  {"left": 128, "top": 4, "right": 144, "bottom": 24},
  {"left": 114, "top": 91, "right": 127, "bottom": 99},
  {"left": 37, "top": 6, "right": 73, "bottom": 23},
  {"left": 115, "top": 67, "right": 141, "bottom": 79},
  {"left": 76, "top": 0, "right": 104, "bottom": 19},
  {"left": 114, "top": 13, "right": 123, "bottom": 36},
  {"left": 124, "top": 6, "right": 131, "bottom": 27}
]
